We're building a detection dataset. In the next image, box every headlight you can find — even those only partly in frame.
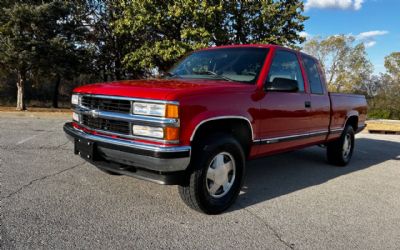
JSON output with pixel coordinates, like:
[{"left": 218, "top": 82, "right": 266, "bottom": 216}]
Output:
[
  {"left": 133, "top": 102, "right": 166, "bottom": 117},
  {"left": 132, "top": 125, "right": 164, "bottom": 139},
  {"left": 132, "top": 125, "right": 180, "bottom": 141},
  {"left": 133, "top": 102, "right": 179, "bottom": 118},
  {"left": 71, "top": 94, "right": 79, "bottom": 105}
]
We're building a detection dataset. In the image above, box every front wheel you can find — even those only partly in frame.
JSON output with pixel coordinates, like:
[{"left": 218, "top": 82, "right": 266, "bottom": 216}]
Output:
[
  {"left": 327, "top": 125, "right": 355, "bottom": 166},
  {"left": 178, "top": 134, "right": 245, "bottom": 214}
]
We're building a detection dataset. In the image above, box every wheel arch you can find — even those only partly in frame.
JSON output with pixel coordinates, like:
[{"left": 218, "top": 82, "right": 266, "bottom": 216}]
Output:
[
  {"left": 345, "top": 113, "right": 359, "bottom": 131},
  {"left": 190, "top": 116, "right": 254, "bottom": 158}
]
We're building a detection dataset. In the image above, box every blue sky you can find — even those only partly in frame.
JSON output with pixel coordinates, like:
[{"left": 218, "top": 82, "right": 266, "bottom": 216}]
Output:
[{"left": 302, "top": 0, "right": 399, "bottom": 74}]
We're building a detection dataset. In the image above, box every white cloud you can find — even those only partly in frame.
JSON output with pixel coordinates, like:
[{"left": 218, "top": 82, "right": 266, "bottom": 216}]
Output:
[
  {"left": 299, "top": 31, "right": 311, "bottom": 39},
  {"left": 364, "top": 41, "right": 377, "bottom": 48},
  {"left": 355, "top": 30, "right": 388, "bottom": 48},
  {"left": 302, "top": 30, "right": 388, "bottom": 48},
  {"left": 354, "top": 0, "right": 363, "bottom": 10},
  {"left": 356, "top": 30, "right": 389, "bottom": 40},
  {"left": 305, "top": 0, "right": 364, "bottom": 11}
]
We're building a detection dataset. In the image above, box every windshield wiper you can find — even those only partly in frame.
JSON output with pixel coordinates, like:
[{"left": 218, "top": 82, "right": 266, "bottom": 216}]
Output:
[{"left": 193, "top": 70, "right": 236, "bottom": 82}]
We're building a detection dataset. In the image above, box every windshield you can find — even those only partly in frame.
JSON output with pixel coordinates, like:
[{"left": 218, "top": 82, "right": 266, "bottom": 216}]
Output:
[{"left": 168, "top": 48, "right": 269, "bottom": 84}]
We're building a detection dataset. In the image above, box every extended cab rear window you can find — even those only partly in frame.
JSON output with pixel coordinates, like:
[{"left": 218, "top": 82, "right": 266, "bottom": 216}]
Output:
[
  {"left": 302, "top": 56, "right": 324, "bottom": 94},
  {"left": 169, "top": 48, "right": 269, "bottom": 84}
]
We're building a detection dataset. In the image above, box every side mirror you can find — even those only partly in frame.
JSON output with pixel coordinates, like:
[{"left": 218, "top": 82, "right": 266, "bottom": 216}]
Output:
[{"left": 265, "top": 77, "right": 299, "bottom": 92}]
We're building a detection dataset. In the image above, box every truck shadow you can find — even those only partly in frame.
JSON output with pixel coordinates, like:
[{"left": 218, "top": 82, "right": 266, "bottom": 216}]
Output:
[{"left": 233, "top": 137, "right": 400, "bottom": 210}]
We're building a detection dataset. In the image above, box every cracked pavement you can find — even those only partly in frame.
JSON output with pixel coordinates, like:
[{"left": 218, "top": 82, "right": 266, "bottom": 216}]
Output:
[{"left": 1, "top": 112, "right": 400, "bottom": 249}]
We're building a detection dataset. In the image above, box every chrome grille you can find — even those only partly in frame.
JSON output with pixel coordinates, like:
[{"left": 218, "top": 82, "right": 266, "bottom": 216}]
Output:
[
  {"left": 81, "top": 115, "right": 130, "bottom": 135},
  {"left": 81, "top": 96, "right": 131, "bottom": 114}
]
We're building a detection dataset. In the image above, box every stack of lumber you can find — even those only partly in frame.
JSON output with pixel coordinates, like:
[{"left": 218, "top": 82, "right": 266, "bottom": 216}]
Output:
[{"left": 366, "top": 119, "right": 400, "bottom": 135}]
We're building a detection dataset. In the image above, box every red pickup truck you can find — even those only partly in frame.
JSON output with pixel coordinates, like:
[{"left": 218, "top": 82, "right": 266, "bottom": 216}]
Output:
[{"left": 64, "top": 44, "right": 367, "bottom": 214}]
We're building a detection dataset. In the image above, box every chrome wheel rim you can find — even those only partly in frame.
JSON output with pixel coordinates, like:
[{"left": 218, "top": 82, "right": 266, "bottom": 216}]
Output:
[
  {"left": 206, "top": 152, "right": 236, "bottom": 198},
  {"left": 342, "top": 134, "right": 352, "bottom": 159}
]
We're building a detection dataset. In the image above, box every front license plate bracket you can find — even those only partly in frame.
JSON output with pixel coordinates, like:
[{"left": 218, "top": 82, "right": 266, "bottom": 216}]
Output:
[{"left": 74, "top": 138, "right": 96, "bottom": 161}]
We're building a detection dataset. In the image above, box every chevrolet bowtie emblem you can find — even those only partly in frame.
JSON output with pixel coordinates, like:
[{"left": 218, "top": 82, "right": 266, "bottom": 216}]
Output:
[{"left": 90, "top": 110, "right": 100, "bottom": 118}]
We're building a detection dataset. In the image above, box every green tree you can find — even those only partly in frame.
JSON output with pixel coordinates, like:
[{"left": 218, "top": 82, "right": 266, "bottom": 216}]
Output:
[
  {"left": 356, "top": 53, "right": 400, "bottom": 120},
  {"left": 50, "top": 2, "right": 90, "bottom": 108},
  {"left": 0, "top": 2, "right": 38, "bottom": 110},
  {"left": 303, "top": 35, "right": 373, "bottom": 92},
  {"left": 35, "top": 1, "right": 90, "bottom": 108},
  {"left": 384, "top": 52, "right": 400, "bottom": 81},
  {"left": 84, "top": 0, "right": 131, "bottom": 81},
  {"left": 380, "top": 52, "right": 400, "bottom": 118},
  {"left": 0, "top": 0, "right": 309, "bottom": 108},
  {"left": 0, "top": 0, "right": 89, "bottom": 110},
  {"left": 223, "top": 0, "right": 308, "bottom": 45},
  {"left": 114, "top": 0, "right": 308, "bottom": 75}
]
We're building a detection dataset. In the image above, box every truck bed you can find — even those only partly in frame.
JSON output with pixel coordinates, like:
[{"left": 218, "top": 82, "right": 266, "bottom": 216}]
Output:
[{"left": 329, "top": 92, "right": 367, "bottom": 131}]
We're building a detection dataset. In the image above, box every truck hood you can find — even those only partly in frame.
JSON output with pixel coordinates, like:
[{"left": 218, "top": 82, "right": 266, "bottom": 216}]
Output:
[{"left": 74, "top": 79, "right": 255, "bottom": 101}]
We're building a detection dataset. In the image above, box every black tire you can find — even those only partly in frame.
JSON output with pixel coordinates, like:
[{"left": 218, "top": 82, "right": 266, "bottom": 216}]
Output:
[
  {"left": 327, "top": 125, "right": 355, "bottom": 166},
  {"left": 178, "top": 133, "right": 245, "bottom": 214}
]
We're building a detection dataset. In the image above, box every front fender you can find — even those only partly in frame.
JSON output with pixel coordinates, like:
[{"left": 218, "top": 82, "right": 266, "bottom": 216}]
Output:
[{"left": 180, "top": 110, "right": 255, "bottom": 146}]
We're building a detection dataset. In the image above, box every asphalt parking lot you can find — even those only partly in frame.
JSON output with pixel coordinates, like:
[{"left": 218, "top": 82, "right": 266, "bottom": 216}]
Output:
[{"left": 1, "top": 112, "right": 400, "bottom": 249}]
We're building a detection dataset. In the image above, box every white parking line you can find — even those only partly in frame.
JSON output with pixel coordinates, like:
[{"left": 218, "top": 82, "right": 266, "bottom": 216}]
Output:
[{"left": 16, "top": 134, "right": 39, "bottom": 145}]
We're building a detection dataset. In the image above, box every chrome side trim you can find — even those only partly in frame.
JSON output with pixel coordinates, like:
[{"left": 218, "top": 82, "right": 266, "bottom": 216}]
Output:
[
  {"left": 77, "top": 93, "right": 179, "bottom": 105},
  {"left": 74, "top": 107, "right": 180, "bottom": 127},
  {"left": 254, "top": 130, "right": 329, "bottom": 145},
  {"left": 190, "top": 116, "right": 255, "bottom": 141},
  {"left": 69, "top": 125, "right": 190, "bottom": 153},
  {"left": 253, "top": 121, "right": 359, "bottom": 145},
  {"left": 330, "top": 127, "right": 344, "bottom": 134}
]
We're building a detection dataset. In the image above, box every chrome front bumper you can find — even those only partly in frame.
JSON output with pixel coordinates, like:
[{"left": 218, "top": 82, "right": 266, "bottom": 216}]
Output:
[{"left": 63, "top": 122, "right": 191, "bottom": 173}]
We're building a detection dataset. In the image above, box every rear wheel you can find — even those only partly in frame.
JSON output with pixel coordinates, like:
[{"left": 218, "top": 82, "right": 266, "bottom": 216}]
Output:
[
  {"left": 327, "top": 125, "right": 355, "bottom": 166},
  {"left": 178, "top": 134, "right": 245, "bottom": 214}
]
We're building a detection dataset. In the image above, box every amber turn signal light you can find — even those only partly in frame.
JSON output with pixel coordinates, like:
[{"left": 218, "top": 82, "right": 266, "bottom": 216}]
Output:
[
  {"left": 166, "top": 104, "right": 179, "bottom": 118},
  {"left": 164, "top": 127, "right": 179, "bottom": 141}
]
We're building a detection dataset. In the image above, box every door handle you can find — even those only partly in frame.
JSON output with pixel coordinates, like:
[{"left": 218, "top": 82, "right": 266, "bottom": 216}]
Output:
[{"left": 305, "top": 101, "right": 311, "bottom": 108}]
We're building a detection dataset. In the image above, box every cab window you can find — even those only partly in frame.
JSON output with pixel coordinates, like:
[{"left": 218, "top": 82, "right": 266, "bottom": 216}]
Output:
[
  {"left": 266, "top": 50, "right": 305, "bottom": 92},
  {"left": 302, "top": 56, "right": 324, "bottom": 94}
]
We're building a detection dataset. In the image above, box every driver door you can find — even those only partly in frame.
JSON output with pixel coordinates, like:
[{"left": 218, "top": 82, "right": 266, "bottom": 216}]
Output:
[{"left": 257, "top": 49, "right": 311, "bottom": 155}]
